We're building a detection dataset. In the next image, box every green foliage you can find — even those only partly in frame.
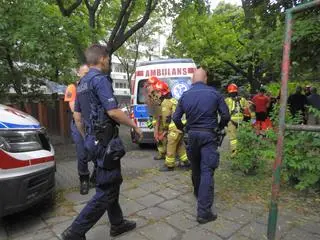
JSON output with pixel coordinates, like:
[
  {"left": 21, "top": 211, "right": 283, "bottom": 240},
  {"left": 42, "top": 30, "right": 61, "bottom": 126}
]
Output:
[
  {"left": 230, "top": 122, "right": 270, "bottom": 175},
  {"left": 0, "top": 0, "right": 161, "bottom": 95},
  {"left": 230, "top": 106, "right": 320, "bottom": 191},
  {"left": 0, "top": 0, "right": 82, "bottom": 94},
  {"left": 165, "top": 1, "right": 320, "bottom": 92},
  {"left": 164, "top": 2, "right": 244, "bottom": 86},
  {"left": 266, "top": 81, "right": 320, "bottom": 97},
  {"left": 283, "top": 129, "right": 320, "bottom": 190}
]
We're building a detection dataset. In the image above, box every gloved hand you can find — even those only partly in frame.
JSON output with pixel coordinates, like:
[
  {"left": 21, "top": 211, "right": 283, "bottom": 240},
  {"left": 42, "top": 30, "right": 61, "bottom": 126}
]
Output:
[{"left": 158, "top": 131, "right": 167, "bottom": 141}]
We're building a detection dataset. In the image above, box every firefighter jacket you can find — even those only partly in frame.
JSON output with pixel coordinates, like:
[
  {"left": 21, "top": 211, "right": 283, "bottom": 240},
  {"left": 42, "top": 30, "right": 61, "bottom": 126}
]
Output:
[
  {"left": 160, "top": 98, "right": 186, "bottom": 132},
  {"left": 225, "top": 96, "right": 250, "bottom": 123}
]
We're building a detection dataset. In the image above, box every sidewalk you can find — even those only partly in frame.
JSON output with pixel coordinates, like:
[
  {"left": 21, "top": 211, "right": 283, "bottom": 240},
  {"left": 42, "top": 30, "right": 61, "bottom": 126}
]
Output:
[{"left": 1, "top": 169, "right": 319, "bottom": 240}]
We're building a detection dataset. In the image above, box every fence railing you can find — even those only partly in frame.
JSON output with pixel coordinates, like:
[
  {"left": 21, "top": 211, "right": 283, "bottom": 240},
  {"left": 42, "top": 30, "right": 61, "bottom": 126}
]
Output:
[{"left": 2, "top": 94, "right": 131, "bottom": 142}]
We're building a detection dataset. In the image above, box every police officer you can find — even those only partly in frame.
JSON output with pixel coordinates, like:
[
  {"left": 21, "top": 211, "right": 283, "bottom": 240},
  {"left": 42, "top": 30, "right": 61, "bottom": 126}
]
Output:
[
  {"left": 61, "top": 44, "right": 143, "bottom": 240},
  {"left": 173, "top": 68, "right": 230, "bottom": 224},
  {"left": 64, "top": 64, "right": 97, "bottom": 195}
]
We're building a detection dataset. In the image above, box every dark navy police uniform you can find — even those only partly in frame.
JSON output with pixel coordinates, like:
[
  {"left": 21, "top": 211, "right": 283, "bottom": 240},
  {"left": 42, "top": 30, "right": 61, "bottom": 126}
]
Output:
[
  {"left": 173, "top": 82, "right": 230, "bottom": 219},
  {"left": 70, "top": 120, "right": 95, "bottom": 177},
  {"left": 71, "top": 68, "right": 124, "bottom": 235}
]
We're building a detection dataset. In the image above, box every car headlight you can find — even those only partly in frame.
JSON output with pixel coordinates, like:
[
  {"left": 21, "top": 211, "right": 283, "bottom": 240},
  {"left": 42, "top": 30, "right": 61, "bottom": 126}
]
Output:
[{"left": 0, "top": 130, "right": 43, "bottom": 153}]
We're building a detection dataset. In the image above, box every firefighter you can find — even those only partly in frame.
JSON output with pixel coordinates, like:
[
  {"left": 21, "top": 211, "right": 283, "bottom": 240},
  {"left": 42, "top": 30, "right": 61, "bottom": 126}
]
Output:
[
  {"left": 145, "top": 76, "right": 166, "bottom": 160},
  {"left": 153, "top": 81, "right": 189, "bottom": 171},
  {"left": 225, "top": 84, "right": 251, "bottom": 153}
]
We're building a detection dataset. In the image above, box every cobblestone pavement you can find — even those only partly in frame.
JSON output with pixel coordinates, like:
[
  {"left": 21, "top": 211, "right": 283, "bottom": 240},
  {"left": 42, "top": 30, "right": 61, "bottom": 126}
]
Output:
[{"left": 1, "top": 127, "right": 320, "bottom": 240}]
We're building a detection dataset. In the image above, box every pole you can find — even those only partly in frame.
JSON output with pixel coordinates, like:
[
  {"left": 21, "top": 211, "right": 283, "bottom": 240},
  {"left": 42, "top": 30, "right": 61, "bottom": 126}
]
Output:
[
  {"left": 267, "top": 10, "right": 293, "bottom": 240},
  {"left": 290, "top": 0, "right": 320, "bottom": 14}
]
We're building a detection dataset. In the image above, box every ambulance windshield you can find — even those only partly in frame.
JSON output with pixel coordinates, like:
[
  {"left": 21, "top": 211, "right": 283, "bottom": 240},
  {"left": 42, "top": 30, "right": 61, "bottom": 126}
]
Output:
[{"left": 137, "top": 77, "right": 192, "bottom": 104}]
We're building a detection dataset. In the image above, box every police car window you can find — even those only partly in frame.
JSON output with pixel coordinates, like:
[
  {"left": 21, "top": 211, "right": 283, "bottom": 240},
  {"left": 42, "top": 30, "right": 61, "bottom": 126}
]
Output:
[{"left": 137, "top": 77, "right": 192, "bottom": 104}]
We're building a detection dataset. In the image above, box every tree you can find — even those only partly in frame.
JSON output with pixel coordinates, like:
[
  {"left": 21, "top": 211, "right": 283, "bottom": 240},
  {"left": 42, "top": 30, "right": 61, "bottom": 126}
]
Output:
[
  {"left": 165, "top": 0, "right": 320, "bottom": 92},
  {"left": 55, "top": 0, "right": 159, "bottom": 68},
  {"left": 0, "top": 0, "right": 79, "bottom": 95},
  {"left": 114, "top": 20, "right": 162, "bottom": 89},
  {"left": 164, "top": 3, "right": 245, "bottom": 87}
]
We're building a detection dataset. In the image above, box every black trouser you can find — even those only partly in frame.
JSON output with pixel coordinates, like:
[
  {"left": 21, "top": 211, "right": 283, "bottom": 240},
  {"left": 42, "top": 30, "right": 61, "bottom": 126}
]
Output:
[
  {"left": 70, "top": 167, "right": 123, "bottom": 235},
  {"left": 255, "top": 112, "right": 268, "bottom": 121},
  {"left": 187, "top": 130, "right": 219, "bottom": 219}
]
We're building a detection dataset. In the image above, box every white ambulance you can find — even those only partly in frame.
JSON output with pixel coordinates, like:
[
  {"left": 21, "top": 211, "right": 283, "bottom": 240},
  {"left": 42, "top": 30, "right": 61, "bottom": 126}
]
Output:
[
  {"left": 0, "top": 104, "right": 55, "bottom": 217},
  {"left": 130, "top": 59, "right": 197, "bottom": 145}
]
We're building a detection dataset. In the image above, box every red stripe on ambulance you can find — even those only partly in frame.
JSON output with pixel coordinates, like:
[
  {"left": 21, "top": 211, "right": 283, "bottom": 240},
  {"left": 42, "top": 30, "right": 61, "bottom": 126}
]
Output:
[{"left": 0, "top": 150, "right": 54, "bottom": 169}]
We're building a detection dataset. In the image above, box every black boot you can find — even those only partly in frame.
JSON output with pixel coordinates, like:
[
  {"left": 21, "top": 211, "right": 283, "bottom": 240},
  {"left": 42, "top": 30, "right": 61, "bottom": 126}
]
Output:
[
  {"left": 110, "top": 219, "right": 136, "bottom": 237},
  {"left": 159, "top": 165, "right": 175, "bottom": 172},
  {"left": 89, "top": 169, "right": 96, "bottom": 187},
  {"left": 197, "top": 214, "right": 218, "bottom": 224},
  {"left": 79, "top": 175, "right": 90, "bottom": 195},
  {"left": 61, "top": 227, "right": 86, "bottom": 240}
]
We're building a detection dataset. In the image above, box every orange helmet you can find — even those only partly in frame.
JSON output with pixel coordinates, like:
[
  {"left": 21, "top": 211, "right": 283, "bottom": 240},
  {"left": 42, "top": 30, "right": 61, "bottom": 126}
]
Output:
[
  {"left": 147, "top": 76, "right": 159, "bottom": 86},
  {"left": 154, "top": 81, "right": 170, "bottom": 96},
  {"left": 227, "top": 84, "right": 238, "bottom": 93}
]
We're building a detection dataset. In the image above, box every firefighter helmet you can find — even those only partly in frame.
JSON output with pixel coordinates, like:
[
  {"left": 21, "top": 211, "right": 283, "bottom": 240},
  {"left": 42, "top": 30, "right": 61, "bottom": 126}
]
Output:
[
  {"left": 227, "top": 84, "right": 238, "bottom": 93},
  {"left": 147, "top": 76, "right": 160, "bottom": 85},
  {"left": 154, "top": 81, "right": 170, "bottom": 96}
]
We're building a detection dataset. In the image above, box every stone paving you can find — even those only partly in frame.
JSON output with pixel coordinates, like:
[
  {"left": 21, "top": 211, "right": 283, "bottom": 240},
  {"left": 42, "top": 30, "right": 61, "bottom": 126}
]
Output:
[
  {"left": 1, "top": 169, "right": 320, "bottom": 240},
  {"left": 1, "top": 127, "right": 319, "bottom": 240}
]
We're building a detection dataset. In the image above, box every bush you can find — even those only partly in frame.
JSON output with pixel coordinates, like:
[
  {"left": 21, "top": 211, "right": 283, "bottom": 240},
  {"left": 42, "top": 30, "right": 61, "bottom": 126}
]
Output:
[
  {"left": 230, "top": 122, "right": 272, "bottom": 175},
  {"left": 230, "top": 106, "right": 320, "bottom": 191},
  {"left": 283, "top": 107, "right": 320, "bottom": 190},
  {"left": 283, "top": 130, "right": 320, "bottom": 190}
]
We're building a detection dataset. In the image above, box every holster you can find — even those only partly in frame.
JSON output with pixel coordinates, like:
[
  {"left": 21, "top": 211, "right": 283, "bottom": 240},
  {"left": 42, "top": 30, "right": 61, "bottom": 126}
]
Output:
[
  {"left": 94, "top": 120, "right": 116, "bottom": 146},
  {"left": 100, "top": 136, "right": 125, "bottom": 170},
  {"left": 94, "top": 122, "right": 125, "bottom": 170}
]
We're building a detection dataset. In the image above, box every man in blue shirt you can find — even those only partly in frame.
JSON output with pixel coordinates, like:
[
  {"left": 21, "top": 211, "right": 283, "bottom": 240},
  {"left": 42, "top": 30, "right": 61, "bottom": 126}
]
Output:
[
  {"left": 173, "top": 68, "right": 230, "bottom": 224},
  {"left": 62, "top": 44, "right": 143, "bottom": 240}
]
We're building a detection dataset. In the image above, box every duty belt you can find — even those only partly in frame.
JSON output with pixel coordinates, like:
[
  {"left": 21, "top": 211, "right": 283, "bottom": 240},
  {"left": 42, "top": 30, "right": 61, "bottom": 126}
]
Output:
[
  {"left": 189, "top": 127, "right": 225, "bottom": 146},
  {"left": 189, "top": 127, "right": 215, "bottom": 133}
]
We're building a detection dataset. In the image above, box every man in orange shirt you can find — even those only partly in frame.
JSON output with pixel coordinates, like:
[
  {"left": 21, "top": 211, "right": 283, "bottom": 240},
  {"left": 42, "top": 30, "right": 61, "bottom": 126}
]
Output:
[
  {"left": 252, "top": 87, "right": 271, "bottom": 132},
  {"left": 65, "top": 65, "right": 96, "bottom": 195}
]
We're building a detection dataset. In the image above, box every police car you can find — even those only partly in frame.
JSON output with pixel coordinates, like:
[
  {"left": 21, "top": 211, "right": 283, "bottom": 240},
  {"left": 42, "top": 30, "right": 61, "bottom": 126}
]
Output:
[
  {"left": 130, "top": 59, "right": 197, "bottom": 146},
  {"left": 0, "top": 104, "right": 55, "bottom": 217}
]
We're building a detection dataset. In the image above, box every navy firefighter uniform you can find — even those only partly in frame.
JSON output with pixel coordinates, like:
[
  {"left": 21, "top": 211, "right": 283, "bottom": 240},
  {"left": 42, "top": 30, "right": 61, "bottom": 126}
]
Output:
[
  {"left": 65, "top": 68, "right": 127, "bottom": 238},
  {"left": 173, "top": 82, "right": 230, "bottom": 222}
]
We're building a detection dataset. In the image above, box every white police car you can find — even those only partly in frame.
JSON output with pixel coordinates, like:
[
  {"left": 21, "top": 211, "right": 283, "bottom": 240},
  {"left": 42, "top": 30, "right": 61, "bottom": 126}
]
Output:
[{"left": 0, "top": 104, "right": 55, "bottom": 217}]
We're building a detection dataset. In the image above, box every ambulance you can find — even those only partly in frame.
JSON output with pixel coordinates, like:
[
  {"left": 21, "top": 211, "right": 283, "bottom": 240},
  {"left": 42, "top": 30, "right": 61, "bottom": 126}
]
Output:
[
  {"left": 0, "top": 104, "right": 55, "bottom": 217},
  {"left": 130, "top": 58, "right": 197, "bottom": 145}
]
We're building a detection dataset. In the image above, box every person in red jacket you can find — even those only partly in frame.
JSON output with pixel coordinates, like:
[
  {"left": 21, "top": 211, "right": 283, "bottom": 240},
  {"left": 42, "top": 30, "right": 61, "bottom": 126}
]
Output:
[{"left": 252, "top": 87, "right": 271, "bottom": 133}]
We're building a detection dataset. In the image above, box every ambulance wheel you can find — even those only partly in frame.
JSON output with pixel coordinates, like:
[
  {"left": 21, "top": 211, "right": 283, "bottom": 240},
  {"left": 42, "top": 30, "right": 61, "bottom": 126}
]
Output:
[{"left": 139, "top": 143, "right": 148, "bottom": 149}]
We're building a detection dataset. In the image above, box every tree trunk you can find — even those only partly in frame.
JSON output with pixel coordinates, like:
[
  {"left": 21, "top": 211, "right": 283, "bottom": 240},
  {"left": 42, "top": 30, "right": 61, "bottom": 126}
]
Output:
[
  {"left": 5, "top": 49, "right": 22, "bottom": 95},
  {"left": 107, "top": 53, "right": 112, "bottom": 75},
  {"left": 247, "top": 64, "right": 260, "bottom": 93},
  {"left": 88, "top": 9, "right": 96, "bottom": 42},
  {"left": 89, "top": 10, "right": 95, "bottom": 29}
]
